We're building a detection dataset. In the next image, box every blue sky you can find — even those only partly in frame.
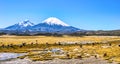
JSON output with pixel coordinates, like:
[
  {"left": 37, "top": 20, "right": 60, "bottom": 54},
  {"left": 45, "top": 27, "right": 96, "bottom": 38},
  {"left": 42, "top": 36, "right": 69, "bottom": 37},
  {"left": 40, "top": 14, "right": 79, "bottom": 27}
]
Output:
[{"left": 0, "top": 0, "right": 120, "bottom": 30}]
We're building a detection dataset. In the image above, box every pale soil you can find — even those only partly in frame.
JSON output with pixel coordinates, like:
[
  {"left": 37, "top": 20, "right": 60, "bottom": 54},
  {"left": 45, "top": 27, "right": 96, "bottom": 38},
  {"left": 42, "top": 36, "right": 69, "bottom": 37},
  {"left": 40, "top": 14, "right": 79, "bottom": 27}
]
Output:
[{"left": 0, "top": 56, "right": 117, "bottom": 64}]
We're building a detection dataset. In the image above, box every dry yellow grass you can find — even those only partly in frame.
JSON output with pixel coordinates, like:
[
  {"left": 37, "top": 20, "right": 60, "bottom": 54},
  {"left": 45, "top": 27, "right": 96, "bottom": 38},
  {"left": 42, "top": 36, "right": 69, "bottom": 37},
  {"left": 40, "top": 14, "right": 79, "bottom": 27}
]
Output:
[{"left": 0, "top": 35, "right": 120, "bottom": 46}]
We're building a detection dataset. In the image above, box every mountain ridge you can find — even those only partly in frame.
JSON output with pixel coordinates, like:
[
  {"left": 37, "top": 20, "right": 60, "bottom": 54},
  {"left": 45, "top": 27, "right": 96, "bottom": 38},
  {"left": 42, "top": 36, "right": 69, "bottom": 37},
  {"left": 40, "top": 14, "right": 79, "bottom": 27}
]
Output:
[{"left": 0, "top": 17, "right": 81, "bottom": 34}]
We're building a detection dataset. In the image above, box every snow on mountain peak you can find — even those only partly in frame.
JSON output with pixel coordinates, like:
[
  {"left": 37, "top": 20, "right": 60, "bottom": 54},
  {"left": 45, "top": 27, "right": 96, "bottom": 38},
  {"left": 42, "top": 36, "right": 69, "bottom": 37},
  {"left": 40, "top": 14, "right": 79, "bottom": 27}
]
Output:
[
  {"left": 18, "top": 20, "right": 34, "bottom": 27},
  {"left": 43, "top": 17, "right": 69, "bottom": 26}
]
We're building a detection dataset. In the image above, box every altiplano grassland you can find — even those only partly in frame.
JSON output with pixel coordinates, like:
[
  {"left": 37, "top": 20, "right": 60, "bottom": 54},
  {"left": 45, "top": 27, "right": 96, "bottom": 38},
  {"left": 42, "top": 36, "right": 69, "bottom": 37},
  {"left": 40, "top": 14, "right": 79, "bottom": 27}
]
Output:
[
  {"left": 0, "top": 35, "right": 120, "bottom": 63},
  {"left": 0, "top": 35, "right": 119, "bottom": 45}
]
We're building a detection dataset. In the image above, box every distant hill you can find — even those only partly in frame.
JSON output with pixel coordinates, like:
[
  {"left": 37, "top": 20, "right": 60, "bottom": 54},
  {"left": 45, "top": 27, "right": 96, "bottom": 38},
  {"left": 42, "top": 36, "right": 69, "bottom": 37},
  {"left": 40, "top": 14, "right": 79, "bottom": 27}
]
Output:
[{"left": 70, "top": 30, "right": 120, "bottom": 36}]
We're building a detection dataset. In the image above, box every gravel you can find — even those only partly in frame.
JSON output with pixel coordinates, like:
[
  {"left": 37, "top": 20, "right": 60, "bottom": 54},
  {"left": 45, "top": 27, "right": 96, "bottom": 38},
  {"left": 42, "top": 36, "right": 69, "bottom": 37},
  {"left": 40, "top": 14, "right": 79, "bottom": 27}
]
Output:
[{"left": 0, "top": 56, "right": 117, "bottom": 64}]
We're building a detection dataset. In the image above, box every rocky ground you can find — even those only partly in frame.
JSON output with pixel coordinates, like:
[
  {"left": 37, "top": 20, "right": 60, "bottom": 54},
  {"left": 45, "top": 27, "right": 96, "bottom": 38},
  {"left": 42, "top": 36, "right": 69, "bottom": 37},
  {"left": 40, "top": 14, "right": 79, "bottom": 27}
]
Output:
[{"left": 0, "top": 56, "right": 117, "bottom": 64}]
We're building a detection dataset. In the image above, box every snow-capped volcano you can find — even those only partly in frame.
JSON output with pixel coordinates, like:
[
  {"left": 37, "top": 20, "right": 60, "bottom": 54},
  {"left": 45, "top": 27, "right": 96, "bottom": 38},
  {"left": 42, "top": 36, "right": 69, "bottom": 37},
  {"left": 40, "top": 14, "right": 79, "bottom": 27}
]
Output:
[
  {"left": 32, "top": 17, "right": 80, "bottom": 33},
  {"left": 43, "top": 17, "right": 69, "bottom": 26},
  {"left": 5, "top": 20, "right": 34, "bottom": 30},
  {"left": 18, "top": 20, "right": 34, "bottom": 27}
]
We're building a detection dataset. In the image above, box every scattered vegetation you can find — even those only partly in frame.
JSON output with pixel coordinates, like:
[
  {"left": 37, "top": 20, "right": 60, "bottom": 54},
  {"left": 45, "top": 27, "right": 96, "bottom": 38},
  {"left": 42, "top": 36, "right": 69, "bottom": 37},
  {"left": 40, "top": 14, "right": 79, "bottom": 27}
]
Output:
[{"left": 0, "top": 35, "right": 120, "bottom": 63}]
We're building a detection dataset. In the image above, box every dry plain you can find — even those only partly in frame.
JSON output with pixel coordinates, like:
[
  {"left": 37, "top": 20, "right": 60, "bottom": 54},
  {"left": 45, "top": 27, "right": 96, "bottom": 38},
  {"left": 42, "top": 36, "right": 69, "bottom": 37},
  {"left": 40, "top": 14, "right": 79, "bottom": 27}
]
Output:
[{"left": 0, "top": 35, "right": 120, "bottom": 64}]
